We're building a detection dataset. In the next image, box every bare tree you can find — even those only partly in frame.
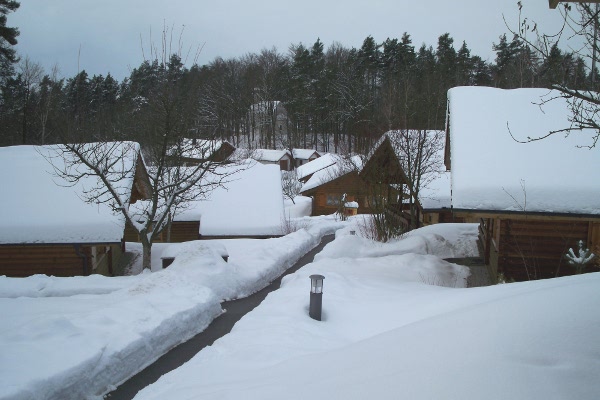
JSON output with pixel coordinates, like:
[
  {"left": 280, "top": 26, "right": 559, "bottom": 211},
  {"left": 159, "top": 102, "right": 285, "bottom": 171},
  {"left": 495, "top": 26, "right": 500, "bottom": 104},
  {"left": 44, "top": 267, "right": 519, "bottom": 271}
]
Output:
[
  {"left": 281, "top": 169, "right": 302, "bottom": 204},
  {"left": 18, "top": 56, "right": 43, "bottom": 144},
  {"left": 45, "top": 27, "right": 243, "bottom": 271},
  {"left": 47, "top": 140, "right": 240, "bottom": 271},
  {"left": 509, "top": 2, "right": 600, "bottom": 147},
  {"left": 37, "top": 64, "right": 61, "bottom": 145},
  {"left": 387, "top": 129, "right": 445, "bottom": 229}
]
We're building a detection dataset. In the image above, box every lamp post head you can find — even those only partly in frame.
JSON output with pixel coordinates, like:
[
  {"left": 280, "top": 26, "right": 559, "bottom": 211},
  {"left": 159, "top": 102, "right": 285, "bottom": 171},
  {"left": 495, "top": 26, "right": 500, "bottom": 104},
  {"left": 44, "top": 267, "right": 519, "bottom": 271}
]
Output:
[{"left": 309, "top": 274, "right": 325, "bottom": 294}]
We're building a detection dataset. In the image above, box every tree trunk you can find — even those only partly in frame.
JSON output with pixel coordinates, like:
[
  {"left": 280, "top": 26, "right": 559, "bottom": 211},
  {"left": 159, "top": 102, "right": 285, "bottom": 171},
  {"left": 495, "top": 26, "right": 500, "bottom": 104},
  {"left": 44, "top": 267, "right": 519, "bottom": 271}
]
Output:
[{"left": 140, "top": 236, "right": 152, "bottom": 270}]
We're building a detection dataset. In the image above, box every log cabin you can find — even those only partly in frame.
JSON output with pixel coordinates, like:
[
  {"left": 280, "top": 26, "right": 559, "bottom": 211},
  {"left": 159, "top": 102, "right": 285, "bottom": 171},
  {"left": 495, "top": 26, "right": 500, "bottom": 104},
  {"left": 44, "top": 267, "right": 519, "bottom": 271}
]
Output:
[
  {"left": 446, "top": 86, "right": 600, "bottom": 282},
  {"left": 168, "top": 139, "right": 236, "bottom": 166},
  {"left": 253, "top": 149, "right": 293, "bottom": 171},
  {"left": 300, "top": 155, "right": 375, "bottom": 216},
  {"left": 296, "top": 153, "right": 338, "bottom": 183},
  {"left": 359, "top": 130, "right": 449, "bottom": 228},
  {"left": 292, "top": 149, "right": 320, "bottom": 168},
  {"left": 0, "top": 143, "right": 151, "bottom": 277},
  {"left": 124, "top": 160, "right": 284, "bottom": 241}
]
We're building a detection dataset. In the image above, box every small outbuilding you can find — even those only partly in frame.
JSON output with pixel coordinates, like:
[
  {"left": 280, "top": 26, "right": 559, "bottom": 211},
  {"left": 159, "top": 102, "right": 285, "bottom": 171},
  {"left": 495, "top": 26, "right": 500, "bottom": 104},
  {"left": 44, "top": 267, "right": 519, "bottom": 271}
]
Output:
[
  {"left": 176, "top": 160, "right": 285, "bottom": 238},
  {"left": 359, "top": 130, "right": 448, "bottom": 229},
  {"left": 168, "top": 139, "right": 236, "bottom": 166},
  {"left": 253, "top": 149, "right": 293, "bottom": 171},
  {"left": 292, "top": 149, "right": 320, "bottom": 168},
  {"left": 300, "top": 155, "right": 373, "bottom": 216}
]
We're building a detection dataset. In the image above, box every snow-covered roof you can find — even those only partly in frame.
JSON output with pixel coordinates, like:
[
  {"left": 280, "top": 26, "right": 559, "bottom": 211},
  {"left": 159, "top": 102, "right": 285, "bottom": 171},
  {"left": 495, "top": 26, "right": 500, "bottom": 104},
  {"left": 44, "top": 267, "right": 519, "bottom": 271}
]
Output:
[
  {"left": 253, "top": 149, "right": 291, "bottom": 163},
  {"left": 300, "top": 155, "right": 363, "bottom": 193},
  {"left": 0, "top": 143, "right": 140, "bottom": 244},
  {"left": 168, "top": 139, "right": 233, "bottom": 160},
  {"left": 448, "top": 86, "right": 600, "bottom": 214},
  {"left": 296, "top": 153, "right": 338, "bottom": 180},
  {"left": 176, "top": 160, "right": 284, "bottom": 236},
  {"left": 420, "top": 171, "right": 451, "bottom": 210},
  {"left": 292, "top": 148, "right": 319, "bottom": 160}
]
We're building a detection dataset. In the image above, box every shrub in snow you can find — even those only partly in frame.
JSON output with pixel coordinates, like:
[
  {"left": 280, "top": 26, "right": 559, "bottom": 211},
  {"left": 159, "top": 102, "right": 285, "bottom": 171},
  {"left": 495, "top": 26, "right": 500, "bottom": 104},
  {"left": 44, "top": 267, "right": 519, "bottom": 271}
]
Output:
[
  {"left": 280, "top": 212, "right": 309, "bottom": 235},
  {"left": 564, "top": 240, "right": 596, "bottom": 274},
  {"left": 356, "top": 214, "right": 405, "bottom": 243},
  {"left": 281, "top": 170, "right": 302, "bottom": 204}
]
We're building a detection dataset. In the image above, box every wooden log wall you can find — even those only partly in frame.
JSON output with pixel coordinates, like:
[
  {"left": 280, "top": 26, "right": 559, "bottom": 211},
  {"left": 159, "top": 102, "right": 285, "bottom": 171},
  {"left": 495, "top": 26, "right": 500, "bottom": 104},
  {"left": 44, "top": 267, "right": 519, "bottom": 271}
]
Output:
[
  {"left": 496, "top": 218, "right": 598, "bottom": 281},
  {"left": 307, "top": 172, "right": 372, "bottom": 216},
  {"left": 0, "top": 245, "right": 84, "bottom": 277}
]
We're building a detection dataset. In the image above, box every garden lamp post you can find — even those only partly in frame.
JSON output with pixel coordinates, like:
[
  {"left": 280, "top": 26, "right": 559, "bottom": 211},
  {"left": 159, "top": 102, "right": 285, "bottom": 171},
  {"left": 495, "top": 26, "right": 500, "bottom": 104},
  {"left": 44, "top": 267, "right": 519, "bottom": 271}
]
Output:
[{"left": 309, "top": 274, "right": 325, "bottom": 321}]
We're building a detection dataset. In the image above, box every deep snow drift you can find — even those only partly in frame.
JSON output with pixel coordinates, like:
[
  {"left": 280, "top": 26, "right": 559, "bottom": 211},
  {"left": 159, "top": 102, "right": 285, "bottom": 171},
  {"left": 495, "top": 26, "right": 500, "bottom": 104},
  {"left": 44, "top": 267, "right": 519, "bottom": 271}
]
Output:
[
  {"left": 0, "top": 218, "right": 344, "bottom": 400},
  {"left": 135, "top": 223, "right": 600, "bottom": 400}
]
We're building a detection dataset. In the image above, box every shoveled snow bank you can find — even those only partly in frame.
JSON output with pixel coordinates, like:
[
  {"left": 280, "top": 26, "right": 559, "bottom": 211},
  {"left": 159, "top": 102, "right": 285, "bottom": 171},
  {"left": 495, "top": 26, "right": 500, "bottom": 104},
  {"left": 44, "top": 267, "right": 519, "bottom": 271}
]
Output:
[
  {"left": 0, "top": 219, "right": 344, "bottom": 400},
  {"left": 318, "top": 221, "right": 479, "bottom": 261}
]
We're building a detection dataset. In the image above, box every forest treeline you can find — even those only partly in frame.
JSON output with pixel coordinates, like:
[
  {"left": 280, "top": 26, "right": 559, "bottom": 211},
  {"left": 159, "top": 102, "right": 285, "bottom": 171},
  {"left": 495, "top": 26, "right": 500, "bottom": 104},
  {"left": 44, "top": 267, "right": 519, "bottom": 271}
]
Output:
[{"left": 0, "top": 32, "right": 594, "bottom": 153}]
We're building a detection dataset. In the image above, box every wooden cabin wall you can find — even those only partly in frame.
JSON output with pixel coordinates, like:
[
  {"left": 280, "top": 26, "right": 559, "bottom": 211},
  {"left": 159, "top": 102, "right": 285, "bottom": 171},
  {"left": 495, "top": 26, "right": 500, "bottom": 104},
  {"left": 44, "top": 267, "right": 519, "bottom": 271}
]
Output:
[
  {"left": 165, "top": 222, "right": 201, "bottom": 242},
  {"left": 0, "top": 243, "right": 125, "bottom": 278},
  {"left": 86, "top": 244, "right": 123, "bottom": 276},
  {"left": 489, "top": 218, "right": 599, "bottom": 281},
  {"left": 0, "top": 245, "right": 84, "bottom": 277},
  {"left": 305, "top": 173, "right": 372, "bottom": 216}
]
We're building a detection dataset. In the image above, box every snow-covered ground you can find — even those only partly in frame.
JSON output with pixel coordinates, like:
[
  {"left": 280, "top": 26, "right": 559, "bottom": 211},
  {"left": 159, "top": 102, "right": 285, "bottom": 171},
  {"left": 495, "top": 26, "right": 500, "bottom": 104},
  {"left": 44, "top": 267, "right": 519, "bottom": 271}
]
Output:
[
  {"left": 0, "top": 218, "right": 344, "bottom": 400},
  {"left": 3, "top": 219, "right": 597, "bottom": 400},
  {"left": 134, "top": 222, "right": 600, "bottom": 400},
  {"left": 136, "top": 271, "right": 600, "bottom": 400}
]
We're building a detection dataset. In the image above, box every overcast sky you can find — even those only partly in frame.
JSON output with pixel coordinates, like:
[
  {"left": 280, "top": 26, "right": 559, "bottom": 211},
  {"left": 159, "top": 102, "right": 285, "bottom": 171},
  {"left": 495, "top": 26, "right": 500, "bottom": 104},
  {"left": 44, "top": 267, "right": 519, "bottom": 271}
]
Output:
[{"left": 11, "top": 0, "right": 568, "bottom": 81}]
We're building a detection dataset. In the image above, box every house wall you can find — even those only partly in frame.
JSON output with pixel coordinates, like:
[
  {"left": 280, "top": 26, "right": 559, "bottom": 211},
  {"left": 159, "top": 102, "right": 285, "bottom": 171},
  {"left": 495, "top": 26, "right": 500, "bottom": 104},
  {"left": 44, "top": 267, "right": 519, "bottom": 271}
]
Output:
[
  {"left": 295, "top": 155, "right": 319, "bottom": 168},
  {"left": 479, "top": 217, "right": 600, "bottom": 281},
  {"left": 86, "top": 244, "right": 124, "bottom": 276},
  {"left": 0, "top": 243, "right": 122, "bottom": 277},
  {"left": 304, "top": 172, "right": 372, "bottom": 216},
  {"left": 423, "top": 209, "right": 455, "bottom": 225}
]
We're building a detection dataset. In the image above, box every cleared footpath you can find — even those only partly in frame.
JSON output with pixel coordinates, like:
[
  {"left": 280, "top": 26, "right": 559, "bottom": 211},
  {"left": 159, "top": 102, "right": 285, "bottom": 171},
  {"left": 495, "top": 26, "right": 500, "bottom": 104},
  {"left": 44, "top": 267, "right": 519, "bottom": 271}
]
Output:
[{"left": 105, "top": 234, "right": 336, "bottom": 400}]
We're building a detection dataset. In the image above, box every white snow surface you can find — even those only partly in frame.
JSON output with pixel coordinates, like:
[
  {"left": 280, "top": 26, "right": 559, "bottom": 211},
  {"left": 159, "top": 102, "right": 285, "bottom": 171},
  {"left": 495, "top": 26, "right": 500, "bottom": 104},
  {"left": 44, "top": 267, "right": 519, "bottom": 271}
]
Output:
[
  {"left": 295, "top": 152, "right": 338, "bottom": 180},
  {"left": 0, "top": 218, "right": 344, "bottom": 400},
  {"left": 420, "top": 170, "right": 451, "bottom": 209},
  {"left": 448, "top": 86, "right": 600, "bottom": 214},
  {"left": 134, "top": 221, "right": 600, "bottom": 400},
  {"left": 5, "top": 218, "right": 597, "bottom": 400},
  {"left": 291, "top": 148, "right": 319, "bottom": 160},
  {"left": 284, "top": 196, "right": 312, "bottom": 218},
  {"left": 252, "top": 149, "right": 290, "bottom": 162},
  {"left": 176, "top": 161, "right": 284, "bottom": 236},
  {"left": 300, "top": 155, "right": 363, "bottom": 193},
  {"left": 0, "top": 144, "right": 136, "bottom": 244}
]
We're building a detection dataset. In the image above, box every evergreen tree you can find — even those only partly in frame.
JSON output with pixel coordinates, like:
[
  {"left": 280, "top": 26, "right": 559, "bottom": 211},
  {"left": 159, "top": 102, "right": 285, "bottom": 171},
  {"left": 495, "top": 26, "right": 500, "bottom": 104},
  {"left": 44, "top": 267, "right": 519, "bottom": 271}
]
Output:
[{"left": 0, "top": 0, "right": 19, "bottom": 83}]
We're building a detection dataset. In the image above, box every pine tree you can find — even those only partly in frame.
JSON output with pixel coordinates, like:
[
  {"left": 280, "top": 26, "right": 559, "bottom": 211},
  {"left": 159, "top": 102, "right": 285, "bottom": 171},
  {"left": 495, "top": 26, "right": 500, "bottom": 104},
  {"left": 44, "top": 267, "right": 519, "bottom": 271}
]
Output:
[{"left": 0, "top": 0, "right": 20, "bottom": 83}]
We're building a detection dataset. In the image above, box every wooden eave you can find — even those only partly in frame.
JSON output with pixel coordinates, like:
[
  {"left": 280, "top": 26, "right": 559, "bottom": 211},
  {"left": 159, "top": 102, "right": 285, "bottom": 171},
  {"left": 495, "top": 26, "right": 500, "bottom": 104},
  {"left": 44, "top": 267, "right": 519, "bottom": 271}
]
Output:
[
  {"left": 360, "top": 137, "right": 409, "bottom": 185},
  {"left": 444, "top": 128, "right": 451, "bottom": 171},
  {"left": 452, "top": 208, "right": 600, "bottom": 222},
  {"left": 130, "top": 155, "right": 153, "bottom": 203},
  {"left": 0, "top": 241, "right": 121, "bottom": 247},
  {"left": 300, "top": 170, "right": 357, "bottom": 196}
]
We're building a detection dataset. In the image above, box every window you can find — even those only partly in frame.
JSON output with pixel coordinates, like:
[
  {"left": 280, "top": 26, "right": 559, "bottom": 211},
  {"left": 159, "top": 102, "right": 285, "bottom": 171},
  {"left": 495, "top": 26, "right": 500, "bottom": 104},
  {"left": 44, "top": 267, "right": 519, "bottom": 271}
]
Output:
[{"left": 326, "top": 194, "right": 341, "bottom": 206}]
